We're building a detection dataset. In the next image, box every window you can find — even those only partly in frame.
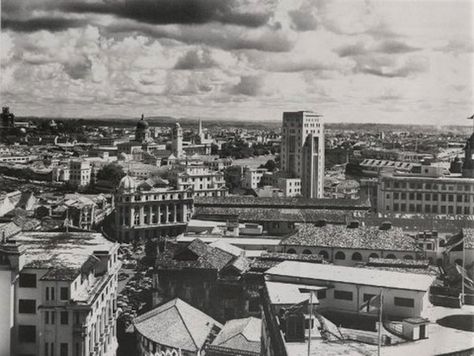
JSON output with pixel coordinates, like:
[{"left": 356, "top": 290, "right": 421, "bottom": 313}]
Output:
[
  {"left": 369, "top": 253, "right": 379, "bottom": 259},
  {"left": 318, "top": 250, "right": 329, "bottom": 259},
  {"left": 302, "top": 249, "right": 312, "bottom": 255},
  {"left": 334, "top": 290, "right": 353, "bottom": 301},
  {"left": 394, "top": 297, "right": 414, "bottom": 308},
  {"left": 18, "top": 325, "right": 36, "bottom": 343},
  {"left": 60, "top": 287, "right": 69, "bottom": 301},
  {"left": 60, "top": 343, "right": 68, "bottom": 356},
  {"left": 363, "top": 293, "right": 376, "bottom": 302},
  {"left": 317, "top": 289, "right": 326, "bottom": 299},
  {"left": 351, "top": 252, "right": 362, "bottom": 261},
  {"left": 386, "top": 254, "right": 396, "bottom": 259},
  {"left": 287, "top": 249, "right": 296, "bottom": 254},
  {"left": 19, "top": 273, "right": 36, "bottom": 288},
  {"left": 335, "top": 251, "right": 346, "bottom": 260},
  {"left": 46, "top": 287, "right": 56, "bottom": 301},
  {"left": 60, "top": 311, "right": 69, "bottom": 325},
  {"left": 19, "top": 299, "right": 36, "bottom": 314}
]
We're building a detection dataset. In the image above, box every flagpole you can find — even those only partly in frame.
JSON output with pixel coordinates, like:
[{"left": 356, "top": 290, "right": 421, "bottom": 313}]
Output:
[
  {"left": 307, "top": 291, "right": 312, "bottom": 356},
  {"left": 378, "top": 289, "right": 383, "bottom": 356}
]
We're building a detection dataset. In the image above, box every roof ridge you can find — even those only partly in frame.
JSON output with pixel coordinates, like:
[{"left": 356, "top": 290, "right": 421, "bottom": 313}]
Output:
[
  {"left": 174, "top": 299, "right": 199, "bottom": 351},
  {"left": 134, "top": 299, "right": 177, "bottom": 324}
]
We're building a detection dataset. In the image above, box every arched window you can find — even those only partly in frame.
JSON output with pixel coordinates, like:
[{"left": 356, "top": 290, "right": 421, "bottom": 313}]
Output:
[
  {"left": 302, "top": 249, "right": 312, "bottom": 255},
  {"left": 318, "top": 250, "right": 329, "bottom": 259},
  {"left": 287, "top": 248, "right": 297, "bottom": 254},
  {"left": 386, "top": 254, "right": 396, "bottom": 259},
  {"left": 351, "top": 252, "right": 362, "bottom": 261},
  {"left": 404, "top": 255, "right": 414, "bottom": 260},
  {"left": 335, "top": 251, "right": 346, "bottom": 260},
  {"left": 455, "top": 259, "right": 463, "bottom": 265},
  {"left": 369, "top": 253, "right": 379, "bottom": 259}
]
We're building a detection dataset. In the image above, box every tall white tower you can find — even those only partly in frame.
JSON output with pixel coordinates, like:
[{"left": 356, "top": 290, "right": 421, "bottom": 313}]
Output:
[
  {"left": 280, "top": 111, "right": 325, "bottom": 198},
  {"left": 172, "top": 122, "right": 183, "bottom": 158}
]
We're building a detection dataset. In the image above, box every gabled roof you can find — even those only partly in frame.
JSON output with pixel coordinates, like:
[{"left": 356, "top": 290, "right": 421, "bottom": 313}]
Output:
[
  {"left": 134, "top": 298, "right": 222, "bottom": 352},
  {"left": 211, "top": 317, "right": 261, "bottom": 354}
]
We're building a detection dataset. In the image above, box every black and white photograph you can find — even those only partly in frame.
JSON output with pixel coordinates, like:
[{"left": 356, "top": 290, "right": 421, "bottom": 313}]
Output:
[{"left": 0, "top": 0, "right": 473, "bottom": 355}]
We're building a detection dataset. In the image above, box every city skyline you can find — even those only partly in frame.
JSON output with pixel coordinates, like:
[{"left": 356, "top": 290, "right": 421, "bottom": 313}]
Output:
[{"left": 1, "top": 0, "right": 473, "bottom": 125}]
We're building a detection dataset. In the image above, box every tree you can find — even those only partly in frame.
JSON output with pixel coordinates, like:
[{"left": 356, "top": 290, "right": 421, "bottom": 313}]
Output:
[
  {"left": 96, "top": 163, "right": 126, "bottom": 186},
  {"left": 260, "top": 159, "right": 277, "bottom": 172}
]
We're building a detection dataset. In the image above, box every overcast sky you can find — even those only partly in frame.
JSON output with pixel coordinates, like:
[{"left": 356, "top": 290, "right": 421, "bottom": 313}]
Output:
[{"left": 1, "top": 0, "right": 473, "bottom": 125}]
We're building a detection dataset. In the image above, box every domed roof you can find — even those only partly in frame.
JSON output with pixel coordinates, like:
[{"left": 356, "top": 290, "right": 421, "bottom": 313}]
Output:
[
  {"left": 118, "top": 174, "right": 136, "bottom": 191},
  {"left": 137, "top": 114, "right": 149, "bottom": 130}
]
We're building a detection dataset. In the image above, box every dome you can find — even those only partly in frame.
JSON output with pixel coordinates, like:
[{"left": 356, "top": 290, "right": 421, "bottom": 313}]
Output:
[
  {"left": 118, "top": 174, "right": 136, "bottom": 191},
  {"left": 137, "top": 115, "right": 149, "bottom": 130}
]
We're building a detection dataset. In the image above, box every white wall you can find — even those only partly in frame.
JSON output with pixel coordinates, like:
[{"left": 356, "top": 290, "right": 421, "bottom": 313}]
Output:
[{"left": 0, "top": 269, "right": 13, "bottom": 356}]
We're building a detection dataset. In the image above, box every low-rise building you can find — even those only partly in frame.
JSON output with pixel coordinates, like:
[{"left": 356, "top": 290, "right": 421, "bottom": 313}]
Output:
[
  {"left": 0, "top": 231, "right": 120, "bottom": 356},
  {"left": 280, "top": 223, "right": 420, "bottom": 265},
  {"left": 114, "top": 175, "right": 194, "bottom": 242},
  {"left": 242, "top": 168, "right": 267, "bottom": 189},
  {"left": 133, "top": 298, "right": 222, "bottom": 356},
  {"left": 169, "top": 164, "right": 227, "bottom": 197},
  {"left": 69, "top": 160, "right": 91, "bottom": 187},
  {"left": 275, "top": 177, "right": 301, "bottom": 197}
]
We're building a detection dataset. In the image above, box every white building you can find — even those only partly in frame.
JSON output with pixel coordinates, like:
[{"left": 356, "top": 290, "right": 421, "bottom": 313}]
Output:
[
  {"left": 276, "top": 177, "right": 301, "bottom": 197},
  {"left": 377, "top": 166, "right": 474, "bottom": 216},
  {"left": 169, "top": 164, "right": 227, "bottom": 197},
  {"left": 280, "top": 111, "right": 325, "bottom": 198},
  {"left": 69, "top": 160, "right": 91, "bottom": 187},
  {"left": 265, "top": 261, "right": 435, "bottom": 319},
  {"left": 242, "top": 167, "right": 267, "bottom": 189},
  {"left": 0, "top": 231, "right": 120, "bottom": 356}
]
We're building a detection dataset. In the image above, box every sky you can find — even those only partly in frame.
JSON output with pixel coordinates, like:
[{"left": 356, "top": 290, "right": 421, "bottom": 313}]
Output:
[{"left": 0, "top": 0, "right": 473, "bottom": 125}]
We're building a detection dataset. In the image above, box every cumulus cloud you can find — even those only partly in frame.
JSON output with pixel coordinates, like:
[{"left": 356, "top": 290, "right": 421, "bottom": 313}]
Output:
[
  {"left": 355, "top": 55, "right": 428, "bottom": 78},
  {"left": 106, "top": 21, "right": 295, "bottom": 52},
  {"left": 174, "top": 48, "right": 216, "bottom": 70},
  {"left": 434, "top": 39, "right": 474, "bottom": 55},
  {"left": 63, "top": 56, "right": 92, "bottom": 79},
  {"left": 230, "top": 75, "right": 264, "bottom": 96},
  {"left": 288, "top": 8, "right": 318, "bottom": 32}
]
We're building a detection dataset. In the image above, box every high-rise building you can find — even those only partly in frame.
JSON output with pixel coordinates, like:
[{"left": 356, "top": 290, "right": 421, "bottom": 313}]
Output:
[
  {"left": 280, "top": 111, "right": 325, "bottom": 198},
  {"left": 171, "top": 122, "right": 183, "bottom": 158},
  {"left": 0, "top": 230, "right": 120, "bottom": 356}
]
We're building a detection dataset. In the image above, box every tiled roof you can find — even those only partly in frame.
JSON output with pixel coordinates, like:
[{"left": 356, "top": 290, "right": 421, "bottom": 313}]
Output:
[
  {"left": 134, "top": 298, "right": 222, "bottom": 352},
  {"left": 281, "top": 224, "right": 417, "bottom": 251},
  {"left": 211, "top": 317, "right": 261, "bottom": 354},
  {"left": 195, "top": 196, "right": 370, "bottom": 209},
  {"left": 463, "top": 228, "right": 474, "bottom": 249},
  {"left": 156, "top": 239, "right": 235, "bottom": 271},
  {"left": 194, "top": 206, "right": 358, "bottom": 223}
]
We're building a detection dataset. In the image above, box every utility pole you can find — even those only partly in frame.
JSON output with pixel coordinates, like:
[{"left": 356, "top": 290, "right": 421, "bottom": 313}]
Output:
[{"left": 307, "top": 291, "right": 312, "bottom": 356}]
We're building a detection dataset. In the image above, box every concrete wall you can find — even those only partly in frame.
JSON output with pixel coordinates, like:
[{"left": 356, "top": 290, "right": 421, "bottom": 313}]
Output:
[{"left": 0, "top": 269, "right": 14, "bottom": 356}]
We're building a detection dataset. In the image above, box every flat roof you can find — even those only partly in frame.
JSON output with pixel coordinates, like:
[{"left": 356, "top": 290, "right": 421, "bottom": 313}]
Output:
[
  {"left": 265, "top": 261, "right": 435, "bottom": 292},
  {"left": 266, "top": 281, "right": 326, "bottom": 305}
]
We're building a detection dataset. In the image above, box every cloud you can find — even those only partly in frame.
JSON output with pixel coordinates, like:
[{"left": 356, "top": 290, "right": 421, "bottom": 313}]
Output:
[
  {"left": 335, "top": 42, "right": 367, "bottom": 57},
  {"left": 355, "top": 55, "right": 428, "bottom": 78},
  {"left": 434, "top": 40, "right": 474, "bottom": 55},
  {"left": 230, "top": 75, "right": 264, "bottom": 96},
  {"left": 106, "top": 21, "right": 295, "bottom": 52},
  {"left": 2, "top": 17, "right": 87, "bottom": 33},
  {"left": 174, "top": 48, "right": 216, "bottom": 70},
  {"left": 336, "top": 40, "right": 419, "bottom": 58},
  {"left": 288, "top": 8, "right": 318, "bottom": 32},
  {"left": 63, "top": 56, "right": 92, "bottom": 79},
  {"left": 373, "top": 40, "right": 420, "bottom": 54},
  {"left": 57, "top": 0, "right": 271, "bottom": 28}
]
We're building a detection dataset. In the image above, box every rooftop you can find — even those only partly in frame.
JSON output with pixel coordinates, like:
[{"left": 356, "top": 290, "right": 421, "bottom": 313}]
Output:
[
  {"left": 265, "top": 261, "right": 435, "bottom": 291},
  {"left": 281, "top": 224, "right": 417, "bottom": 251},
  {"left": 194, "top": 196, "right": 370, "bottom": 210},
  {"left": 463, "top": 228, "right": 474, "bottom": 249},
  {"left": 12, "top": 231, "right": 116, "bottom": 280},
  {"left": 134, "top": 298, "right": 222, "bottom": 352},
  {"left": 211, "top": 317, "right": 262, "bottom": 354}
]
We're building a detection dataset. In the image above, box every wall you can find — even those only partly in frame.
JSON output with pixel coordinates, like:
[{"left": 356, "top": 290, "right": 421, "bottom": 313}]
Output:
[{"left": 0, "top": 269, "right": 13, "bottom": 356}]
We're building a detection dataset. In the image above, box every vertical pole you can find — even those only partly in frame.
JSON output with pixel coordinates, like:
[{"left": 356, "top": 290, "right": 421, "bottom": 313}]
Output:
[
  {"left": 307, "top": 291, "right": 312, "bottom": 356},
  {"left": 462, "top": 238, "right": 466, "bottom": 306},
  {"left": 378, "top": 289, "right": 383, "bottom": 356}
]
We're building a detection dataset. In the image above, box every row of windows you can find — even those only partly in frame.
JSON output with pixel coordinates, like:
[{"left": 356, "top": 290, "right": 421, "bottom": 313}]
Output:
[
  {"left": 290, "top": 249, "right": 413, "bottom": 260},
  {"left": 44, "top": 341, "right": 70, "bottom": 356},
  {"left": 333, "top": 291, "right": 414, "bottom": 307},
  {"left": 46, "top": 286, "right": 69, "bottom": 301},
  {"left": 389, "top": 203, "right": 471, "bottom": 215},
  {"left": 45, "top": 310, "right": 72, "bottom": 325},
  {"left": 386, "top": 181, "right": 473, "bottom": 191},
  {"left": 388, "top": 192, "right": 472, "bottom": 202}
]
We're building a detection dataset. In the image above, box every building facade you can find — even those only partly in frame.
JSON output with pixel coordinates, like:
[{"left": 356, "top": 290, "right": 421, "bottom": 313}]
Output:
[
  {"left": 114, "top": 175, "right": 194, "bottom": 242},
  {"left": 0, "top": 231, "right": 120, "bottom": 356},
  {"left": 377, "top": 168, "right": 474, "bottom": 216},
  {"left": 69, "top": 160, "right": 91, "bottom": 187},
  {"left": 280, "top": 111, "right": 324, "bottom": 198},
  {"left": 169, "top": 165, "right": 227, "bottom": 198},
  {"left": 242, "top": 168, "right": 267, "bottom": 190}
]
